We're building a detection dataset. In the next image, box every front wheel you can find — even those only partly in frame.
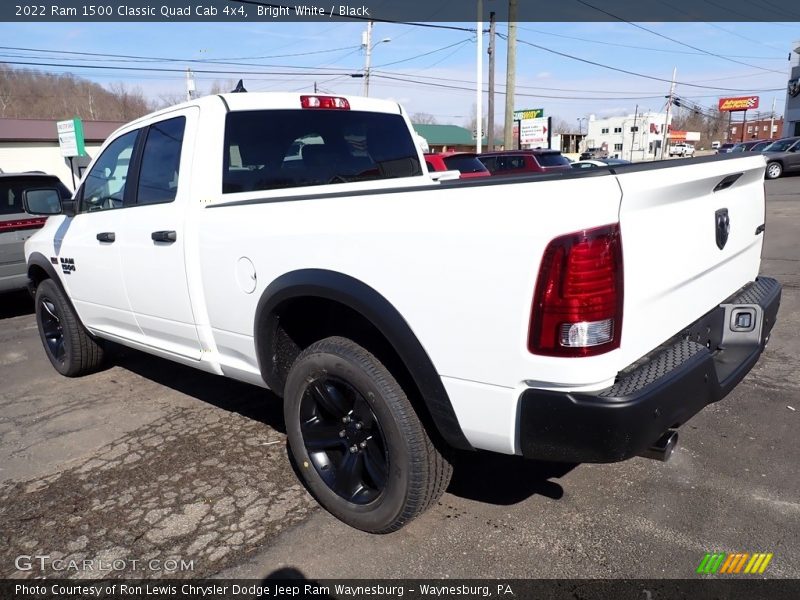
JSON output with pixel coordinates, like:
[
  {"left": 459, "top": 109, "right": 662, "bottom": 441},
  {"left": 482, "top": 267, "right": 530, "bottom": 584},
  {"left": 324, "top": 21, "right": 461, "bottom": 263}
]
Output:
[
  {"left": 284, "top": 336, "right": 452, "bottom": 533},
  {"left": 766, "top": 161, "right": 783, "bottom": 180},
  {"left": 35, "top": 278, "right": 105, "bottom": 376}
]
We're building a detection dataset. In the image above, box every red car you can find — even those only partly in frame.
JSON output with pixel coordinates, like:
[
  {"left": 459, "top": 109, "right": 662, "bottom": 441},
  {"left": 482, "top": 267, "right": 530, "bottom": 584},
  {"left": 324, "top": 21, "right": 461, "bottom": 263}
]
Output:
[
  {"left": 424, "top": 152, "right": 491, "bottom": 179},
  {"left": 477, "top": 149, "right": 572, "bottom": 176}
]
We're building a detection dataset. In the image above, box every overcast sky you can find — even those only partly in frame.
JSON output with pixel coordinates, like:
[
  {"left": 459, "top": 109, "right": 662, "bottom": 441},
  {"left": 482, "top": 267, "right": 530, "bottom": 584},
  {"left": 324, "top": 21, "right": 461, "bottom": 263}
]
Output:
[{"left": 0, "top": 20, "right": 796, "bottom": 127}]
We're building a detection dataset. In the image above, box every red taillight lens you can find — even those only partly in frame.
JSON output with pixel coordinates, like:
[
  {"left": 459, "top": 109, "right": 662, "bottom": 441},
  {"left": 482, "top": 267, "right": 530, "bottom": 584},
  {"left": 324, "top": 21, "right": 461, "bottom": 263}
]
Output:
[
  {"left": 529, "top": 224, "right": 623, "bottom": 357},
  {"left": 300, "top": 95, "right": 350, "bottom": 110}
]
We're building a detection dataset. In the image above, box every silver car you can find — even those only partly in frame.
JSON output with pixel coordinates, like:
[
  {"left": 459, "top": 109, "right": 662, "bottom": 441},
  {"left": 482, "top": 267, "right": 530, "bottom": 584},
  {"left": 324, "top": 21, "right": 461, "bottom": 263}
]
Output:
[{"left": 1, "top": 173, "right": 72, "bottom": 293}]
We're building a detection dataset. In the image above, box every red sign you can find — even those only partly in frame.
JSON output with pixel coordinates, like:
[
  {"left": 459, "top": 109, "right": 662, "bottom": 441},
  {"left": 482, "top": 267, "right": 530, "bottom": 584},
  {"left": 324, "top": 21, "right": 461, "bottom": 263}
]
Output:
[{"left": 718, "top": 96, "right": 759, "bottom": 111}]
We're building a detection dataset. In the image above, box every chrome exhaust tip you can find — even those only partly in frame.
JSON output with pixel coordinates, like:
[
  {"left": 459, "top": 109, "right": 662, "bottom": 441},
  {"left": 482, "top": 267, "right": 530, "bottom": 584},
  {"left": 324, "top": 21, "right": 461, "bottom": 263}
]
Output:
[{"left": 640, "top": 430, "right": 679, "bottom": 462}]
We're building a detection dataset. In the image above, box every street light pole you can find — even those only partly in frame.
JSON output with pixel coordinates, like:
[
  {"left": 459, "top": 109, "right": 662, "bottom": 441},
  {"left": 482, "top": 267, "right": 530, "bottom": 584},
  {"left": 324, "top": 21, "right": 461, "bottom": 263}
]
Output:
[{"left": 362, "top": 22, "right": 391, "bottom": 97}]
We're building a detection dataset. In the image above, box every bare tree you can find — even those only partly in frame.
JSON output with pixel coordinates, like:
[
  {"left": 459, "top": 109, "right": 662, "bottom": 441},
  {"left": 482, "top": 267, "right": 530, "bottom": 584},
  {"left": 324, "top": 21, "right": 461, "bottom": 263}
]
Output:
[
  {"left": 411, "top": 112, "right": 437, "bottom": 124},
  {"left": 550, "top": 117, "right": 573, "bottom": 134}
]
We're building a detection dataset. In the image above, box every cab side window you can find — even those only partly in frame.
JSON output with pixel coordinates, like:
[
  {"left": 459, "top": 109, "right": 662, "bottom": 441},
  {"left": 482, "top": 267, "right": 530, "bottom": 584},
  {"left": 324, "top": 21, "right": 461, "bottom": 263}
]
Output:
[
  {"left": 137, "top": 117, "right": 186, "bottom": 205},
  {"left": 81, "top": 130, "right": 138, "bottom": 213}
]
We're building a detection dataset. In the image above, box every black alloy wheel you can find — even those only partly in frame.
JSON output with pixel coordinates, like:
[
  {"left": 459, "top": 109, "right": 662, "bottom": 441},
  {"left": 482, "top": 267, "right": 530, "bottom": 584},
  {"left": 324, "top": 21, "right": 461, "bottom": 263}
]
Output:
[
  {"left": 284, "top": 336, "right": 452, "bottom": 533},
  {"left": 39, "top": 296, "right": 66, "bottom": 365},
  {"left": 299, "top": 376, "right": 389, "bottom": 504},
  {"left": 34, "top": 278, "right": 105, "bottom": 377}
]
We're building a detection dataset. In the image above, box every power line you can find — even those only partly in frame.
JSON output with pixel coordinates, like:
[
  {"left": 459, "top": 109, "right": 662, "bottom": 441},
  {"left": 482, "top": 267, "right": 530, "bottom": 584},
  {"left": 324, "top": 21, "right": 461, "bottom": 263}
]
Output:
[
  {"left": 0, "top": 59, "right": 362, "bottom": 77},
  {"left": 515, "top": 25, "right": 785, "bottom": 60},
  {"left": 502, "top": 33, "right": 785, "bottom": 92},
  {"left": 372, "top": 38, "right": 473, "bottom": 68},
  {"left": 574, "top": 0, "right": 785, "bottom": 75},
  {"left": 0, "top": 44, "right": 363, "bottom": 68}
]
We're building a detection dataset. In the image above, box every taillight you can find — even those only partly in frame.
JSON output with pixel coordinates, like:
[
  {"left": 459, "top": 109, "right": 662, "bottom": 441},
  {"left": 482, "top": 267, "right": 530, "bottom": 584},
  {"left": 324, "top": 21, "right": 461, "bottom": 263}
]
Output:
[
  {"left": 300, "top": 95, "right": 350, "bottom": 110},
  {"left": 529, "top": 224, "right": 623, "bottom": 357}
]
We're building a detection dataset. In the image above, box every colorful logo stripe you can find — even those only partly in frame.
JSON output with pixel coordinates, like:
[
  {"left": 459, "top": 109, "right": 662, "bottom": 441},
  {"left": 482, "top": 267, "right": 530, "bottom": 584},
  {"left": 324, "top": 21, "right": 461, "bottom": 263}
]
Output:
[{"left": 697, "top": 553, "right": 773, "bottom": 574}]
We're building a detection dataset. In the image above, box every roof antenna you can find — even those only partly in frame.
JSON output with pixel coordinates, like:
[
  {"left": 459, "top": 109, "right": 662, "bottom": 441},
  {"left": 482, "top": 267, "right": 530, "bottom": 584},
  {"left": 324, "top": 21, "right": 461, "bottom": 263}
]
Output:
[{"left": 231, "top": 79, "right": 247, "bottom": 93}]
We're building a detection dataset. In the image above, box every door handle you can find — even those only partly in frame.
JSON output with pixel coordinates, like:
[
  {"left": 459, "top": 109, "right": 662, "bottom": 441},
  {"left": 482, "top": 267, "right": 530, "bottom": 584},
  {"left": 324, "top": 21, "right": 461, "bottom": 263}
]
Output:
[
  {"left": 151, "top": 230, "right": 177, "bottom": 243},
  {"left": 96, "top": 232, "right": 115, "bottom": 243}
]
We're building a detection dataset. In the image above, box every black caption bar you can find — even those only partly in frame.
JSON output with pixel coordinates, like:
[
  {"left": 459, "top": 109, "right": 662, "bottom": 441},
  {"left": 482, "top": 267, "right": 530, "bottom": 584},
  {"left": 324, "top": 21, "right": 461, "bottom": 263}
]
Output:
[
  {"left": 3, "top": 579, "right": 800, "bottom": 600},
  {"left": 3, "top": 0, "right": 800, "bottom": 22}
]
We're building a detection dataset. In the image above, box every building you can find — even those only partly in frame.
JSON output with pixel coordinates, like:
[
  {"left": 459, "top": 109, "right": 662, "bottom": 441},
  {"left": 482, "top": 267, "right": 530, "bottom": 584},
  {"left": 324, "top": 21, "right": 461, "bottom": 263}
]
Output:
[
  {"left": 727, "top": 116, "right": 784, "bottom": 142},
  {"left": 584, "top": 112, "right": 671, "bottom": 161},
  {"left": 412, "top": 123, "right": 501, "bottom": 153},
  {"left": 783, "top": 40, "right": 800, "bottom": 138},
  {"left": 0, "top": 118, "right": 125, "bottom": 190}
]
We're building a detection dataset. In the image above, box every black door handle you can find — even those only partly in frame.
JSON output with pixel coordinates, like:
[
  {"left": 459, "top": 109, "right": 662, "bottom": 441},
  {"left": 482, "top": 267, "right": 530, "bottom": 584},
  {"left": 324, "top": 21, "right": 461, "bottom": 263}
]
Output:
[
  {"left": 151, "top": 230, "right": 177, "bottom": 243},
  {"left": 96, "top": 232, "right": 115, "bottom": 243}
]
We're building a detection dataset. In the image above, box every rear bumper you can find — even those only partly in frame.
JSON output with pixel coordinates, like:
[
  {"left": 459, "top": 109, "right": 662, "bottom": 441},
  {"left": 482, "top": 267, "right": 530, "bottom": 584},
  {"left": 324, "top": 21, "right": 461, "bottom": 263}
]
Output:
[{"left": 519, "top": 276, "right": 782, "bottom": 463}]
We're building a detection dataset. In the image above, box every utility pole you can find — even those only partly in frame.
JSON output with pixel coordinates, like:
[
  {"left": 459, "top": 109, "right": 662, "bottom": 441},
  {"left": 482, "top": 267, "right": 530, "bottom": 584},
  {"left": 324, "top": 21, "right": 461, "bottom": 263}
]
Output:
[
  {"left": 769, "top": 97, "right": 777, "bottom": 139},
  {"left": 476, "top": 0, "right": 483, "bottom": 153},
  {"left": 363, "top": 21, "right": 373, "bottom": 96},
  {"left": 185, "top": 68, "right": 196, "bottom": 101},
  {"left": 660, "top": 67, "right": 676, "bottom": 159},
  {"left": 630, "top": 104, "right": 639, "bottom": 162},
  {"left": 487, "top": 11, "right": 496, "bottom": 152},
  {"left": 503, "top": 0, "right": 517, "bottom": 150}
]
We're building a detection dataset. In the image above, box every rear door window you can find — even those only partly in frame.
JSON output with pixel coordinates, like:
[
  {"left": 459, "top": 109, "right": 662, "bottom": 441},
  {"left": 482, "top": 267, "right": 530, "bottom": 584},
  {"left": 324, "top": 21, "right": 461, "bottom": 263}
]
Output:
[
  {"left": 443, "top": 155, "right": 487, "bottom": 174},
  {"left": 223, "top": 110, "right": 422, "bottom": 194},
  {"left": 536, "top": 153, "right": 571, "bottom": 167}
]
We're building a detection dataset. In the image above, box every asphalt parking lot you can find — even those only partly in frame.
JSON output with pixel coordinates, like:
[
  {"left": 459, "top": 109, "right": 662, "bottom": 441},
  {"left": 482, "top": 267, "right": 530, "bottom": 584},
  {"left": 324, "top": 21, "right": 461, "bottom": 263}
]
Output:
[{"left": 1, "top": 177, "right": 798, "bottom": 580}]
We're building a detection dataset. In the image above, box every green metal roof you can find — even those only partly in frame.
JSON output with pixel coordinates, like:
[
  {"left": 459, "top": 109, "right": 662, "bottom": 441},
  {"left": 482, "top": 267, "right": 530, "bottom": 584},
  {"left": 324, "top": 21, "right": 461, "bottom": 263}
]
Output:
[
  {"left": 412, "top": 123, "right": 501, "bottom": 146},
  {"left": 412, "top": 124, "right": 473, "bottom": 145}
]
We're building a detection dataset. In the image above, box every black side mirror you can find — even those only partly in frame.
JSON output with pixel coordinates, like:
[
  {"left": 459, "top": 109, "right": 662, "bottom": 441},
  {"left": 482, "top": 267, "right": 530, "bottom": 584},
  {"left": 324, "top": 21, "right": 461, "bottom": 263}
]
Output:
[{"left": 22, "top": 188, "right": 63, "bottom": 216}]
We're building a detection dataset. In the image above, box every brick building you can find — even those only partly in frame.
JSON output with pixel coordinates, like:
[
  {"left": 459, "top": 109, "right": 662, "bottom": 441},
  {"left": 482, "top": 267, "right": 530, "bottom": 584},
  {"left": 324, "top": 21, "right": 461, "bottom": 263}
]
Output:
[{"left": 727, "top": 116, "right": 784, "bottom": 143}]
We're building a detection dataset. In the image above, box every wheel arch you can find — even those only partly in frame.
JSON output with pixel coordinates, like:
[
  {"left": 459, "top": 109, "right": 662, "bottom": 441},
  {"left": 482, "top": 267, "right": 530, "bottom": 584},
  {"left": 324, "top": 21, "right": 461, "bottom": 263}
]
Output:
[
  {"left": 27, "top": 252, "right": 68, "bottom": 300},
  {"left": 254, "top": 268, "right": 473, "bottom": 451}
]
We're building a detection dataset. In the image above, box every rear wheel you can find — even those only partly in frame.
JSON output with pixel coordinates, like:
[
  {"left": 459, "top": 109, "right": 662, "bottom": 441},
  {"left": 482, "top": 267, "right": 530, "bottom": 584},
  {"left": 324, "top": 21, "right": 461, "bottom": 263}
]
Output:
[
  {"left": 35, "top": 279, "right": 105, "bottom": 376},
  {"left": 766, "top": 161, "right": 783, "bottom": 180},
  {"left": 284, "top": 336, "right": 452, "bottom": 533}
]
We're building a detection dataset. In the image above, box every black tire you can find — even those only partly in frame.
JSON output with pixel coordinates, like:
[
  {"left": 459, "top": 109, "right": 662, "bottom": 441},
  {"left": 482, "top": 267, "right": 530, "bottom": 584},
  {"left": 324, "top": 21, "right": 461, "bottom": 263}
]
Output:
[
  {"left": 284, "top": 336, "right": 452, "bottom": 533},
  {"left": 34, "top": 278, "right": 105, "bottom": 377},
  {"left": 766, "top": 161, "right": 783, "bottom": 180}
]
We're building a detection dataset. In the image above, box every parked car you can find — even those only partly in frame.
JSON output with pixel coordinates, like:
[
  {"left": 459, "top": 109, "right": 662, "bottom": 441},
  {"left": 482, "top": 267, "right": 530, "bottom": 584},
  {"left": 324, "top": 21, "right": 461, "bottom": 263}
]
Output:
[
  {"left": 711, "top": 141, "right": 721, "bottom": 150},
  {"left": 760, "top": 136, "right": 800, "bottom": 179},
  {"left": 24, "top": 92, "right": 781, "bottom": 534},
  {"left": 424, "top": 152, "right": 490, "bottom": 179},
  {"left": 1, "top": 173, "right": 71, "bottom": 293},
  {"left": 731, "top": 139, "right": 771, "bottom": 152},
  {"left": 717, "top": 143, "right": 736, "bottom": 154},
  {"left": 668, "top": 143, "right": 695, "bottom": 157},
  {"left": 477, "top": 149, "right": 573, "bottom": 175},
  {"left": 571, "top": 158, "right": 631, "bottom": 169},
  {"left": 579, "top": 147, "right": 608, "bottom": 160}
]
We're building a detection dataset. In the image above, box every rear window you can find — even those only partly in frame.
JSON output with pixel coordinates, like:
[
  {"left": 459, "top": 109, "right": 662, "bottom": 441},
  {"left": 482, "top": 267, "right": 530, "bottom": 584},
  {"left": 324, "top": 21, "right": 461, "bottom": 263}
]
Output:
[
  {"left": 443, "top": 155, "right": 488, "bottom": 174},
  {"left": 0, "top": 177, "right": 70, "bottom": 216},
  {"left": 223, "top": 110, "right": 422, "bottom": 194},
  {"left": 536, "top": 153, "right": 571, "bottom": 167}
]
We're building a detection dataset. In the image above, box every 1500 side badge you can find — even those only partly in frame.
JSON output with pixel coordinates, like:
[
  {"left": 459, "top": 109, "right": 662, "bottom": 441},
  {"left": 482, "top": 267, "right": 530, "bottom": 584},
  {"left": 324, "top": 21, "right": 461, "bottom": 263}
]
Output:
[{"left": 59, "top": 257, "right": 76, "bottom": 275}]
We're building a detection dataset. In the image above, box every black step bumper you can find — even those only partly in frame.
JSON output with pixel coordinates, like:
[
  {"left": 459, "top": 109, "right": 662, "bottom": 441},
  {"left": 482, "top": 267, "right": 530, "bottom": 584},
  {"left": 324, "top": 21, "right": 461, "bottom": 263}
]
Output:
[{"left": 518, "top": 277, "right": 782, "bottom": 463}]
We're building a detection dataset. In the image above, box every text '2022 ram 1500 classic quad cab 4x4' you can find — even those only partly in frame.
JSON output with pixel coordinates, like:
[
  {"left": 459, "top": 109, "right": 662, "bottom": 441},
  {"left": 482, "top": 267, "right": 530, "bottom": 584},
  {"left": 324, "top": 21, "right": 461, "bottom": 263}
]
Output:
[{"left": 24, "top": 93, "right": 781, "bottom": 533}]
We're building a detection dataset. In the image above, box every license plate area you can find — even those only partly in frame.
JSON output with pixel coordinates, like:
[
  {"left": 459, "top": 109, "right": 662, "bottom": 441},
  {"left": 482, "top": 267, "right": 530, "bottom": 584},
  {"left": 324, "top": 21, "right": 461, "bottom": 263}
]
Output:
[{"left": 720, "top": 303, "right": 764, "bottom": 349}]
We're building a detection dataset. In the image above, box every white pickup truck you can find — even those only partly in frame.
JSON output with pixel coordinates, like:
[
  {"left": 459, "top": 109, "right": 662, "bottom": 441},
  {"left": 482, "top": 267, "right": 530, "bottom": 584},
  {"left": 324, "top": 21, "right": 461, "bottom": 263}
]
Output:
[
  {"left": 24, "top": 92, "right": 781, "bottom": 533},
  {"left": 669, "top": 142, "right": 696, "bottom": 157}
]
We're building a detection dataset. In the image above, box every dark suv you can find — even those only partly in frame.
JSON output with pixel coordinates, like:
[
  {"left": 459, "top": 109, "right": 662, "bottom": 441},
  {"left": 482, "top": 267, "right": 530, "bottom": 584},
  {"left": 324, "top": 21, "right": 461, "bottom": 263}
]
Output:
[
  {"left": 0, "top": 173, "right": 72, "bottom": 293},
  {"left": 477, "top": 149, "right": 572, "bottom": 176}
]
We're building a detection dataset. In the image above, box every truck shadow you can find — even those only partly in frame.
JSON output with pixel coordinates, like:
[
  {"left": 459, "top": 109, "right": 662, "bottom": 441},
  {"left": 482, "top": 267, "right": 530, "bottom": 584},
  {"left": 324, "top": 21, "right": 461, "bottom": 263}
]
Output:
[
  {"left": 106, "top": 346, "right": 572, "bottom": 507},
  {"left": 108, "top": 344, "right": 286, "bottom": 433},
  {"left": 446, "top": 450, "right": 575, "bottom": 505},
  {"left": 0, "top": 290, "right": 34, "bottom": 320}
]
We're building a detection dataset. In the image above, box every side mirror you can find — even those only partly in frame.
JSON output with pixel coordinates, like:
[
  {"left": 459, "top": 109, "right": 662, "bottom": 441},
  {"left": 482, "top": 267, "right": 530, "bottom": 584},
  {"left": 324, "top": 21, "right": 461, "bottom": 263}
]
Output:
[{"left": 23, "top": 188, "right": 64, "bottom": 216}]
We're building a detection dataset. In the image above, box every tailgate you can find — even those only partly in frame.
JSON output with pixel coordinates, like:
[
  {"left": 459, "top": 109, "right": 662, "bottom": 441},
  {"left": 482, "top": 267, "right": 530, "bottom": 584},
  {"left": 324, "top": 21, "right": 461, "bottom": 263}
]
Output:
[{"left": 615, "top": 155, "right": 766, "bottom": 362}]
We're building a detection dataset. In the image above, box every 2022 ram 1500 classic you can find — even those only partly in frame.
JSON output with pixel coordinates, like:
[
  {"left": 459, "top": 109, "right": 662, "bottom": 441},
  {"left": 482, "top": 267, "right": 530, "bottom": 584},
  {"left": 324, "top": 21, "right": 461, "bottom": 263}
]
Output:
[{"left": 24, "top": 93, "right": 781, "bottom": 533}]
